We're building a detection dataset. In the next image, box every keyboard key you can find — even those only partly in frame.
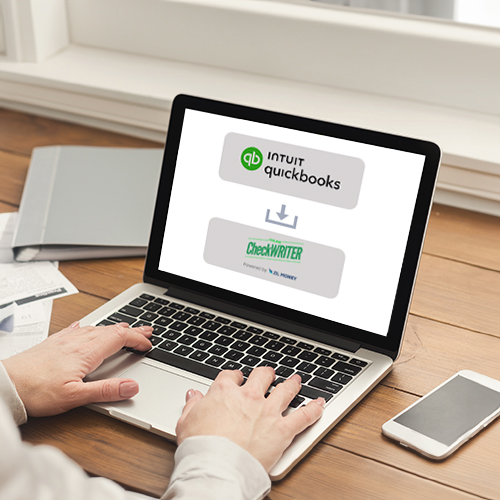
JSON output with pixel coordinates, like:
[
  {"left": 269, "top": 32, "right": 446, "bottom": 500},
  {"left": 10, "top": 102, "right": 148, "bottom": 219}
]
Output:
[
  {"left": 144, "top": 302, "right": 161, "bottom": 312},
  {"left": 214, "top": 335, "right": 234, "bottom": 347},
  {"left": 174, "top": 345, "right": 194, "bottom": 356},
  {"left": 193, "top": 340, "right": 212, "bottom": 350},
  {"left": 140, "top": 312, "right": 158, "bottom": 322},
  {"left": 246, "top": 326, "right": 263, "bottom": 334},
  {"left": 241, "top": 355, "right": 260, "bottom": 366},
  {"left": 280, "top": 336, "right": 297, "bottom": 345},
  {"left": 240, "top": 366, "right": 253, "bottom": 377},
  {"left": 247, "top": 346, "right": 265, "bottom": 357},
  {"left": 249, "top": 335, "right": 267, "bottom": 346},
  {"left": 158, "top": 340, "right": 178, "bottom": 351},
  {"left": 206, "top": 356, "right": 225, "bottom": 367},
  {"left": 297, "top": 362, "right": 316, "bottom": 373},
  {"left": 295, "top": 371, "right": 312, "bottom": 383},
  {"left": 170, "top": 321, "right": 189, "bottom": 332},
  {"left": 204, "top": 321, "right": 222, "bottom": 331},
  {"left": 263, "top": 351, "right": 283, "bottom": 362},
  {"left": 189, "top": 350, "right": 210, "bottom": 362},
  {"left": 158, "top": 307, "right": 176, "bottom": 317},
  {"left": 96, "top": 320, "right": 114, "bottom": 326},
  {"left": 298, "top": 351, "right": 318, "bottom": 362},
  {"left": 309, "top": 377, "right": 342, "bottom": 394},
  {"left": 224, "top": 350, "right": 244, "bottom": 361},
  {"left": 199, "top": 311, "right": 215, "bottom": 319},
  {"left": 233, "top": 330, "right": 252, "bottom": 341},
  {"left": 162, "top": 330, "right": 181, "bottom": 340},
  {"left": 155, "top": 316, "right": 174, "bottom": 327},
  {"left": 130, "top": 298, "right": 148, "bottom": 307},
  {"left": 331, "top": 372, "right": 352, "bottom": 385},
  {"left": 209, "top": 345, "right": 228, "bottom": 356},
  {"left": 281, "top": 356, "right": 300, "bottom": 367},
  {"left": 200, "top": 330, "right": 218, "bottom": 341},
  {"left": 263, "top": 331, "right": 280, "bottom": 340},
  {"left": 271, "top": 377, "right": 286, "bottom": 386},
  {"left": 108, "top": 312, "right": 136, "bottom": 324},
  {"left": 185, "top": 326, "right": 203, "bottom": 336},
  {"left": 218, "top": 325, "right": 237, "bottom": 336},
  {"left": 133, "top": 320, "right": 151, "bottom": 328},
  {"left": 222, "top": 361, "right": 242, "bottom": 370},
  {"left": 232, "top": 341, "right": 250, "bottom": 352},
  {"left": 349, "top": 358, "right": 368, "bottom": 367},
  {"left": 231, "top": 321, "right": 247, "bottom": 329},
  {"left": 316, "top": 356, "right": 335, "bottom": 368},
  {"left": 146, "top": 349, "right": 220, "bottom": 380},
  {"left": 282, "top": 345, "right": 300, "bottom": 356},
  {"left": 140, "top": 293, "right": 155, "bottom": 300},
  {"left": 276, "top": 366, "right": 294, "bottom": 377},
  {"left": 289, "top": 396, "right": 305, "bottom": 408},
  {"left": 184, "top": 307, "right": 200, "bottom": 315},
  {"left": 154, "top": 298, "right": 169, "bottom": 305},
  {"left": 297, "top": 342, "right": 314, "bottom": 350},
  {"left": 299, "top": 385, "right": 333, "bottom": 402},
  {"left": 332, "top": 353, "right": 349, "bottom": 362},
  {"left": 177, "top": 334, "right": 197, "bottom": 345},
  {"left": 150, "top": 335, "right": 164, "bottom": 346},
  {"left": 314, "top": 347, "right": 332, "bottom": 356},
  {"left": 265, "top": 340, "right": 285, "bottom": 351},
  {"left": 152, "top": 325, "right": 166, "bottom": 336},
  {"left": 173, "top": 311, "right": 191, "bottom": 321},
  {"left": 169, "top": 302, "right": 184, "bottom": 310},
  {"left": 215, "top": 316, "right": 231, "bottom": 325},
  {"left": 187, "top": 316, "right": 207, "bottom": 326},
  {"left": 334, "top": 361, "right": 362, "bottom": 376},
  {"left": 314, "top": 367, "right": 335, "bottom": 379}
]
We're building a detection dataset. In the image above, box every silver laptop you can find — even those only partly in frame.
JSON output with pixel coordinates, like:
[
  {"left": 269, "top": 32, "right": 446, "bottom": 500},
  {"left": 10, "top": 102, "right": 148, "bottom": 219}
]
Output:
[{"left": 82, "top": 94, "right": 440, "bottom": 480}]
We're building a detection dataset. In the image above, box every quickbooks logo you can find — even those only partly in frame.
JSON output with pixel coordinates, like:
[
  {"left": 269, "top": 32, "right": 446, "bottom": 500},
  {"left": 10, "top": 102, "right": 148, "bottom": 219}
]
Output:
[
  {"left": 241, "top": 147, "right": 263, "bottom": 171},
  {"left": 221, "top": 133, "right": 365, "bottom": 210}
]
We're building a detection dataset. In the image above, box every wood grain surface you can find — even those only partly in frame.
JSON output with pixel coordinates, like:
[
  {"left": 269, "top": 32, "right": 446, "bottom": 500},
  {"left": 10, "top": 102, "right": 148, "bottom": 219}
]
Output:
[{"left": 2, "top": 108, "right": 499, "bottom": 499}]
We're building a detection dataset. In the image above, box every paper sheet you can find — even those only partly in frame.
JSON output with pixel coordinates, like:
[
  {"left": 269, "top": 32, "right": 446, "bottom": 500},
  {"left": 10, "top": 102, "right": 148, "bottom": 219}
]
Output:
[{"left": 0, "top": 212, "right": 17, "bottom": 263}]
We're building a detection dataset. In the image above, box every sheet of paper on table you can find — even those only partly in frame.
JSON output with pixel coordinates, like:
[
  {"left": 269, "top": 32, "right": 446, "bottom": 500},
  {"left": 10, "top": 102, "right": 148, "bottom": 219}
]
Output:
[{"left": 0, "top": 212, "right": 78, "bottom": 359}]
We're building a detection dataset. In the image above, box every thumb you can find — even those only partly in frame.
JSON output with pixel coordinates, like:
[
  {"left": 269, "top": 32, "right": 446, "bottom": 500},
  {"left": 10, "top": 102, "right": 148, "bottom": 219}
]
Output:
[
  {"left": 182, "top": 389, "right": 204, "bottom": 415},
  {"left": 73, "top": 378, "right": 140, "bottom": 406}
]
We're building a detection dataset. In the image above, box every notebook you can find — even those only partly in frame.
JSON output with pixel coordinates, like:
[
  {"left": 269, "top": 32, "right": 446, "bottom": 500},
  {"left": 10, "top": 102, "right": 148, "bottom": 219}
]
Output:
[{"left": 82, "top": 94, "right": 441, "bottom": 480}]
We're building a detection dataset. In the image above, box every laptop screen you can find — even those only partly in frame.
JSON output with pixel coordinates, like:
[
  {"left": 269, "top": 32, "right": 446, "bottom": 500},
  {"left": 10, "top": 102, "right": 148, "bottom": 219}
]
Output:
[{"left": 146, "top": 96, "right": 440, "bottom": 355}]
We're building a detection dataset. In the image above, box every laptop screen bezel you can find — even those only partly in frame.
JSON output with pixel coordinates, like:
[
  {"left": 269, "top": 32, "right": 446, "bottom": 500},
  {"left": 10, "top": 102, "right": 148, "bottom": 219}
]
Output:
[{"left": 144, "top": 94, "right": 441, "bottom": 359}]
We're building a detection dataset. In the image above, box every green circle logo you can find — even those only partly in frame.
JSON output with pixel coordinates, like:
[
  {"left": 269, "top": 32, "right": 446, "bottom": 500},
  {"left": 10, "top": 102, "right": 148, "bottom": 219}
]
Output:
[{"left": 241, "top": 147, "right": 263, "bottom": 171}]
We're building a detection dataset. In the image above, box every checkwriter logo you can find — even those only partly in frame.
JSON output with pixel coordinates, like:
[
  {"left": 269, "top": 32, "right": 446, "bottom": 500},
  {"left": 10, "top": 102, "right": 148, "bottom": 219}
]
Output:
[{"left": 241, "top": 147, "right": 263, "bottom": 171}]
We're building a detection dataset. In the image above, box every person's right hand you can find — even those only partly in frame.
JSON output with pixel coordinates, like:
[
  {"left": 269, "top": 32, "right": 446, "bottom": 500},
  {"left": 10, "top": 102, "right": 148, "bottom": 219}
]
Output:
[{"left": 175, "top": 366, "right": 324, "bottom": 472}]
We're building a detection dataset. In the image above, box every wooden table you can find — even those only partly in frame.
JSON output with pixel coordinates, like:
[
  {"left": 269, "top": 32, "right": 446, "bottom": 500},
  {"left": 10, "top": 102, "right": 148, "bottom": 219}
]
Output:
[{"left": 1, "top": 108, "right": 500, "bottom": 499}]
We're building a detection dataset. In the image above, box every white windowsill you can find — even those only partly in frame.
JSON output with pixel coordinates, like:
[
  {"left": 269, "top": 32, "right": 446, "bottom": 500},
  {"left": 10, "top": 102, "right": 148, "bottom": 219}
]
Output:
[{"left": 0, "top": 44, "right": 499, "bottom": 216}]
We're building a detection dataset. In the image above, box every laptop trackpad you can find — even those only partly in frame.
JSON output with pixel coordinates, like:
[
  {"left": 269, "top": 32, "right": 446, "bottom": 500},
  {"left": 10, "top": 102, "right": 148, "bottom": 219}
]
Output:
[{"left": 107, "top": 362, "right": 210, "bottom": 437}]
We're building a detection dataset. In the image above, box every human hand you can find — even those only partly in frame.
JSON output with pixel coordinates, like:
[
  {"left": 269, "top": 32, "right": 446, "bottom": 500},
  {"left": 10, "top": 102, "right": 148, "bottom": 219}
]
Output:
[
  {"left": 1, "top": 322, "right": 152, "bottom": 417},
  {"left": 175, "top": 367, "right": 324, "bottom": 472}
]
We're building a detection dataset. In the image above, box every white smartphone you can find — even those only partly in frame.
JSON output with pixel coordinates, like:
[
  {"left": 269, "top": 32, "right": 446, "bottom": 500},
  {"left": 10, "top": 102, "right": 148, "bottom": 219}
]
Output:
[{"left": 382, "top": 370, "right": 500, "bottom": 459}]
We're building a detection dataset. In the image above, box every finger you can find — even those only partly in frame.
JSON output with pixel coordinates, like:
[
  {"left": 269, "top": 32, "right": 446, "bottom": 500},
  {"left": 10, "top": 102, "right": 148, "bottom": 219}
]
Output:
[
  {"left": 93, "top": 324, "right": 152, "bottom": 361},
  {"left": 70, "top": 378, "right": 140, "bottom": 406},
  {"left": 214, "top": 369, "right": 244, "bottom": 386},
  {"left": 181, "top": 389, "right": 204, "bottom": 417},
  {"left": 244, "top": 366, "right": 276, "bottom": 395},
  {"left": 284, "top": 398, "right": 325, "bottom": 436},
  {"left": 267, "top": 374, "right": 301, "bottom": 413}
]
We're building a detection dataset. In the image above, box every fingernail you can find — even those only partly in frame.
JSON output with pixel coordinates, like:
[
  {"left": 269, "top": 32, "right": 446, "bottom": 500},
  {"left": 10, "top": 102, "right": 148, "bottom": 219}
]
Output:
[
  {"left": 119, "top": 381, "right": 138, "bottom": 398},
  {"left": 315, "top": 397, "right": 326, "bottom": 408},
  {"left": 69, "top": 321, "right": 80, "bottom": 328},
  {"left": 290, "top": 373, "right": 302, "bottom": 383},
  {"left": 186, "top": 389, "right": 195, "bottom": 401}
]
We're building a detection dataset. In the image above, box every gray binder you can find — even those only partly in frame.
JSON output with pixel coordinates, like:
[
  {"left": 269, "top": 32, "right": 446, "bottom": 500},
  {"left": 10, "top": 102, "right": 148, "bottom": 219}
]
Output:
[{"left": 13, "top": 146, "right": 163, "bottom": 261}]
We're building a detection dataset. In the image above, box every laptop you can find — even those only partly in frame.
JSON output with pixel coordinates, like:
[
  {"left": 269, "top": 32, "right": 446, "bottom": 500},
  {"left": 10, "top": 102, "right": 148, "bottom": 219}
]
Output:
[{"left": 82, "top": 94, "right": 441, "bottom": 480}]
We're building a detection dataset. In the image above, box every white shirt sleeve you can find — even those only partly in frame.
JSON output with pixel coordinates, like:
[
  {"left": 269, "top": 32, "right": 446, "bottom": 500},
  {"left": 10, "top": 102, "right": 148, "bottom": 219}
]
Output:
[
  {"left": 0, "top": 362, "right": 271, "bottom": 500},
  {"left": 163, "top": 436, "right": 271, "bottom": 500}
]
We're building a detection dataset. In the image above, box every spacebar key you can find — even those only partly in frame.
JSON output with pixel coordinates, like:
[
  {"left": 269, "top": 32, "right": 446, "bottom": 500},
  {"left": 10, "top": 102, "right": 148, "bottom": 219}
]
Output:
[
  {"left": 145, "top": 349, "right": 221, "bottom": 380},
  {"left": 299, "top": 385, "right": 333, "bottom": 402}
]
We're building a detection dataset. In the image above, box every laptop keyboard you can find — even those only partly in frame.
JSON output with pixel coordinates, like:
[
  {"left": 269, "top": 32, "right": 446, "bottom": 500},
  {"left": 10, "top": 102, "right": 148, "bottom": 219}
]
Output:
[{"left": 97, "top": 293, "right": 371, "bottom": 408}]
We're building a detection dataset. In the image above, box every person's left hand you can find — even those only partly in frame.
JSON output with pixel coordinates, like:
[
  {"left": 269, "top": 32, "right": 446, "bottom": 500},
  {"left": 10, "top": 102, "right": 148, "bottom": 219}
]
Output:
[{"left": 1, "top": 322, "right": 152, "bottom": 417}]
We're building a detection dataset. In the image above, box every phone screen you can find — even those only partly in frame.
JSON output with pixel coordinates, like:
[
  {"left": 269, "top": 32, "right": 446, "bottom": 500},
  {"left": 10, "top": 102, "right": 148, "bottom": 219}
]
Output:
[{"left": 395, "top": 375, "right": 500, "bottom": 446}]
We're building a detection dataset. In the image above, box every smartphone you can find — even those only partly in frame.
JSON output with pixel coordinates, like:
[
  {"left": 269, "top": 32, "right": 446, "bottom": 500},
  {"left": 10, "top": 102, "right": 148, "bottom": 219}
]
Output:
[{"left": 382, "top": 370, "right": 500, "bottom": 459}]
